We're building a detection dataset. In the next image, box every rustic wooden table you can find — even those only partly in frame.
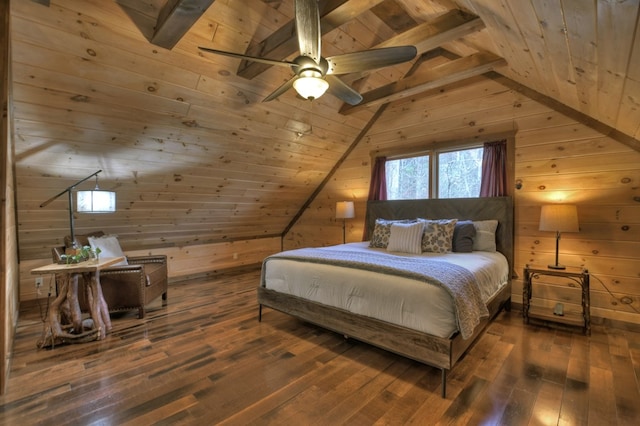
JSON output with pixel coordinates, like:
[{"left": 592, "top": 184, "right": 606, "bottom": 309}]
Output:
[{"left": 31, "top": 256, "right": 125, "bottom": 348}]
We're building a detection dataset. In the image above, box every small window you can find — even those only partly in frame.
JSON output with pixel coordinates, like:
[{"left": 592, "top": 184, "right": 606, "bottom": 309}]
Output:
[{"left": 384, "top": 146, "right": 483, "bottom": 200}]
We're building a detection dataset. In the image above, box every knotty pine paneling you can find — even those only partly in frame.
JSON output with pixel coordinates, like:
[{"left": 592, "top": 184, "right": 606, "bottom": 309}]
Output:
[
  {"left": 9, "top": 0, "right": 640, "bottom": 330},
  {"left": 286, "top": 77, "right": 640, "bottom": 328},
  {"left": 10, "top": 0, "right": 372, "bottom": 273},
  {"left": 1, "top": 0, "right": 18, "bottom": 395}
]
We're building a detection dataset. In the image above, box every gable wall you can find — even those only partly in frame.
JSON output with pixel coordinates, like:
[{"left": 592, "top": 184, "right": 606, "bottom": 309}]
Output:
[{"left": 284, "top": 77, "right": 640, "bottom": 327}]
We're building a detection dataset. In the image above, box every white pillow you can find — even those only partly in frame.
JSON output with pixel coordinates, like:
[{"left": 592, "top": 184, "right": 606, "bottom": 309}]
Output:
[
  {"left": 386, "top": 222, "right": 424, "bottom": 254},
  {"left": 88, "top": 235, "right": 128, "bottom": 266},
  {"left": 472, "top": 220, "right": 498, "bottom": 252}
]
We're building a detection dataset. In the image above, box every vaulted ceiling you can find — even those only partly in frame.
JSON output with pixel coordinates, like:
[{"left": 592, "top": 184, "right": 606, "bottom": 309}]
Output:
[{"left": 11, "top": 0, "right": 640, "bottom": 259}]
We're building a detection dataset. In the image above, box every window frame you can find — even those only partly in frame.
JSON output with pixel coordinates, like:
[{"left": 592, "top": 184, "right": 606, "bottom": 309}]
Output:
[{"left": 373, "top": 133, "right": 515, "bottom": 200}]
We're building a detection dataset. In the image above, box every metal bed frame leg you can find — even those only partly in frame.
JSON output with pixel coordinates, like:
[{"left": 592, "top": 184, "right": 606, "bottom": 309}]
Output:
[
  {"left": 258, "top": 304, "right": 262, "bottom": 322},
  {"left": 441, "top": 369, "right": 447, "bottom": 398}
]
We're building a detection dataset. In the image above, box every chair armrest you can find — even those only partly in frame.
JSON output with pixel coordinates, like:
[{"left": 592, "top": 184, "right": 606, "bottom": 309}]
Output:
[
  {"left": 126, "top": 255, "right": 167, "bottom": 266},
  {"left": 101, "top": 265, "right": 145, "bottom": 274}
]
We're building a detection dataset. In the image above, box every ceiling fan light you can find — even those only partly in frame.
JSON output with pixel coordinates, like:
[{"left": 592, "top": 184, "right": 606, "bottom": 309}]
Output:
[{"left": 293, "top": 76, "right": 329, "bottom": 100}]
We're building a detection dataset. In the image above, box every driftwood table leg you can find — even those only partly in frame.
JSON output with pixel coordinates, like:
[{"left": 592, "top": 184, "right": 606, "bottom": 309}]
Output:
[
  {"left": 84, "top": 271, "right": 111, "bottom": 340},
  {"left": 66, "top": 272, "right": 84, "bottom": 334},
  {"left": 37, "top": 274, "right": 99, "bottom": 348},
  {"left": 38, "top": 275, "right": 69, "bottom": 348}
]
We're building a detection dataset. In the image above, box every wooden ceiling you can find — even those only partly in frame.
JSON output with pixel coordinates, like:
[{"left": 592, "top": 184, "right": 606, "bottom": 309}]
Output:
[{"left": 11, "top": 0, "right": 640, "bottom": 259}]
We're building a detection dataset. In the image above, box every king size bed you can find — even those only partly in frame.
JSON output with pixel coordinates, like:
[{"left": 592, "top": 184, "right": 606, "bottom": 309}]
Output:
[{"left": 257, "top": 197, "right": 514, "bottom": 397}]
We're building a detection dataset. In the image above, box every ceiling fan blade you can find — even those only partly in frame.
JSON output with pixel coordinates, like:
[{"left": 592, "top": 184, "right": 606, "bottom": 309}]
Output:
[
  {"left": 295, "top": 0, "right": 321, "bottom": 63},
  {"left": 325, "top": 75, "right": 363, "bottom": 105},
  {"left": 326, "top": 46, "right": 417, "bottom": 75},
  {"left": 263, "top": 75, "right": 298, "bottom": 102},
  {"left": 198, "top": 47, "right": 295, "bottom": 68}
]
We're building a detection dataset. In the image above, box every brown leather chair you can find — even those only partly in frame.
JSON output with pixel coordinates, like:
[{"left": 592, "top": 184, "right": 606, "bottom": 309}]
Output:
[{"left": 52, "top": 232, "right": 168, "bottom": 318}]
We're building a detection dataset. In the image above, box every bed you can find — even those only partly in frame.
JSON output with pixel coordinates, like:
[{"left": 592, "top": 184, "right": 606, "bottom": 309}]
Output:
[{"left": 257, "top": 197, "right": 514, "bottom": 397}]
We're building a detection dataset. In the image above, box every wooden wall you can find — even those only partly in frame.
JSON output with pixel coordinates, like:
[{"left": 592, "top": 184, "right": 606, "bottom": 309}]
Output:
[
  {"left": 284, "top": 76, "right": 640, "bottom": 328},
  {"left": 1, "top": 0, "right": 19, "bottom": 395},
  {"left": 8, "top": 0, "right": 640, "bottom": 331}
]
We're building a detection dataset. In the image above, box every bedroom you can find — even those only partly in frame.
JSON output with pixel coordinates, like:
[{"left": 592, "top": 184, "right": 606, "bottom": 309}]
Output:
[{"left": 1, "top": 0, "right": 639, "bottom": 423}]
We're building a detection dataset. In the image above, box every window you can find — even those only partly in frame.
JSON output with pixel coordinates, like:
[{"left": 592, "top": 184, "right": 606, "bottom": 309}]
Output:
[
  {"left": 385, "top": 154, "right": 429, "bottom": 200},
  {"left": 385, "top": 146, "right": 483, "bottom": 200},
  {"left": 437, "top": 147, "right": 483, "bottom": 198}
]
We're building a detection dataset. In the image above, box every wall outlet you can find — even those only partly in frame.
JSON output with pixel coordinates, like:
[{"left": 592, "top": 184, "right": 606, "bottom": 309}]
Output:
[{"left": 35, "top": 277, "right": 44, "bottom": 288}]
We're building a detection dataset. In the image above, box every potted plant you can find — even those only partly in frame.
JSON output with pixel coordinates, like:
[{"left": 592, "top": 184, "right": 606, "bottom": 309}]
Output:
[{"left": 60, "top": 246, "right": 101, "bottom": 264}]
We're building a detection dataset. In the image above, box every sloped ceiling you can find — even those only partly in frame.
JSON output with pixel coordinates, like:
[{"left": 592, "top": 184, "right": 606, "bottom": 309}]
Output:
[{"left": 11, "top": 0, "right": 640, "bottom": 259}]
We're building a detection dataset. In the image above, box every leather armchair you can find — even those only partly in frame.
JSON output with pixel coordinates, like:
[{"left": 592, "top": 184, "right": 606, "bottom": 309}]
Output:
[{"left": 51, "top": 233, "right": 168, "bottom": 319}]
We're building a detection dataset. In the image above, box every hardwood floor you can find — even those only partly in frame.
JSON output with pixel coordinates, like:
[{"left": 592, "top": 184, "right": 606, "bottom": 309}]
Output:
[{"left": 1, "top": 268, "right": 639, "bottom": 425}]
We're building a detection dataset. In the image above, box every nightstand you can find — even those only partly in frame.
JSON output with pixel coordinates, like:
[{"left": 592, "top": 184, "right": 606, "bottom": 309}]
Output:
[{"left": 523, "top": 264, "right": 590, "bottom": 335}]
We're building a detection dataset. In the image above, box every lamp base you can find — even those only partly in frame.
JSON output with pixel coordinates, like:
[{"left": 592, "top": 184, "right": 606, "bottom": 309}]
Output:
[{"left": 548, "top": 264, "right": 566, "bottom": 270}]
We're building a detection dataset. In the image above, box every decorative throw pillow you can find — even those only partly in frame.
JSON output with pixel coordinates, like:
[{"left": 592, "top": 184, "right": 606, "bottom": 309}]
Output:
[
  {"left": 418, "top": 218, "right": 458, "bottom": 253},
  {"left": 369, "top": 218, "right": 415, "bottom": 248},
  {"left": 386, "top": 222, "right": 425, "bottom": 254},
  {"left": 452, "top": 220, "right": 476, "bottom": 253},
  {"left": 64, "top": 231, "right": 105, "bottom": 249},
  {"left": 472, "top": 220, "right": 499, "bottom": 252},
  {"left": 87, "top": 235, "right": 128, "bottom": 266}
]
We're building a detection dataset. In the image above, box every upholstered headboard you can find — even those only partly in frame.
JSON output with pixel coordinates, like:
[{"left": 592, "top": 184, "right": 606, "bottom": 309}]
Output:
[{"left": 365, "top": 197, "right": 515, "bottom": 278}]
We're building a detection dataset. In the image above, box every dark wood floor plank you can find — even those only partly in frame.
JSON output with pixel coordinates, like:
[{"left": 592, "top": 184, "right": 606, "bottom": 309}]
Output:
[{"left": 1, "top": 269, "right": 639, "bottom": 425}]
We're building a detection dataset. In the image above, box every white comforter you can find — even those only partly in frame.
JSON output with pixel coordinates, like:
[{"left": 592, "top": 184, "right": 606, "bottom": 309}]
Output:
[{"left": 262, "top": 242, "right": 509, "bottom": 339}]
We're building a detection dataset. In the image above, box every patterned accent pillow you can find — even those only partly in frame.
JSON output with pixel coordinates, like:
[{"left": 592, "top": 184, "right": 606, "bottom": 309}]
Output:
[
  {"left": 418, "top": 218, "right": 458, "bottom": 253},
  {"left": 369, "top": 218, "right": 415, "bottom": 248},
  {"left": 386, "top": 222, "right": 425, "bottom": 254}
]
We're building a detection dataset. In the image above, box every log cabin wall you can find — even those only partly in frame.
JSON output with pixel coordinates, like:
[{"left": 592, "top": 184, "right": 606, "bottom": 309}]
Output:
[
  {"left": 284, "top": 77, "right": 640, "bottom": 328},
  {"left": 1, "top": 0, "right": 19, "bottom": 395},
  {"left": 8, "top": 0, "right": 640, "bottom": 331}
]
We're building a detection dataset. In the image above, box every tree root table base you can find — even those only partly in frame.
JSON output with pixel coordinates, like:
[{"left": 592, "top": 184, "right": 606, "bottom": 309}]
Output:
[{"left": 31, "top": 257, "right": 124, "bottom": 349}]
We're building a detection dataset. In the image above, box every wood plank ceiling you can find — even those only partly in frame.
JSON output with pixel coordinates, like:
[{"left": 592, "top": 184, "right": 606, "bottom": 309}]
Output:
[{"left": 11, "top": 0, "right": 640, "bottom": 259}]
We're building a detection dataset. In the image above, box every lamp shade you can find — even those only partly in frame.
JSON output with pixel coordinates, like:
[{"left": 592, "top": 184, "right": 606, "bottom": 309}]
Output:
[
  {"left": 77, "top": 190, "right": 116, "bottom": 213},
  {"left": 293, "top": 71, "right": 329, "bottom": 100},
  {"left": 336, "top": 201, "right": 355, "bottom": 219},
  {"left": 539, "top": 204, "right": 579, "bottom": 232}
]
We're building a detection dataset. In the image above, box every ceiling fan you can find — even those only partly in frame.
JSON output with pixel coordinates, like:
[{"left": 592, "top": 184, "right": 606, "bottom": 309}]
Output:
[{"left": 198, "top": 0, "right": 417, "bottom": 105}]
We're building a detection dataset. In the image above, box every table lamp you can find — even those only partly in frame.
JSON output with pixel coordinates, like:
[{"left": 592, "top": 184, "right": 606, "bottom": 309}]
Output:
[
  {"left": 336, "top": 201, "right": 355, "bottom": 244},
  {"left": 539, "top": 204, "right": 579, "bottom": 269}
]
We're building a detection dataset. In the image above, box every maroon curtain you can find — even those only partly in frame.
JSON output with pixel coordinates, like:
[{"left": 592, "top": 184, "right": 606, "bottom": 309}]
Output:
[
  {"left": 363, "top": 157, "right": 387, "bottom": 240},
  {"left": 479, "top": 140, "right": 507, "bottom": 197},
  {"left": 368, "top": 156, "right": 387, "bottom": 201}
]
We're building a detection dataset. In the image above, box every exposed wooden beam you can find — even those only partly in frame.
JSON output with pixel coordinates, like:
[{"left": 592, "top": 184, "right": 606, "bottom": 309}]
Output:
[
  {"left": 340, "top": 51, "right": 505, "bottom": 115},
  {"left": 487, "top": 72, "right": 640, "bottom": 152},
  {"left": 376, "top": 9, "right": 484, "bottom": 55},
  {"left": 151, "top": 0, "right": 215, "bottom": 50},
  {"left": 237, "top": 0, "right": 382, "bottom": 80},
  {"left": 370, "top": 0, "right": 418, "bottom": 32},
  {"left": 342, "top": 9, "right": 485, "bottom": 89}
]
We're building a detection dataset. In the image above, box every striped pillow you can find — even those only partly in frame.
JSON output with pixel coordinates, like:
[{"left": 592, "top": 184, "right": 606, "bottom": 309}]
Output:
[{"left": 386, "top": 222, "right": 425, "bottom": 254}]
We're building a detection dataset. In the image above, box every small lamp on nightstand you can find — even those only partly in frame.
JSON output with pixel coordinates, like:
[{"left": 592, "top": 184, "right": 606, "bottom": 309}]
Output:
[
  {"left": 539, "top": 204, "right": 579, "bottom": 270},
  {"left": 336, "top": 201, "right": 355, "bottom": 244}
]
